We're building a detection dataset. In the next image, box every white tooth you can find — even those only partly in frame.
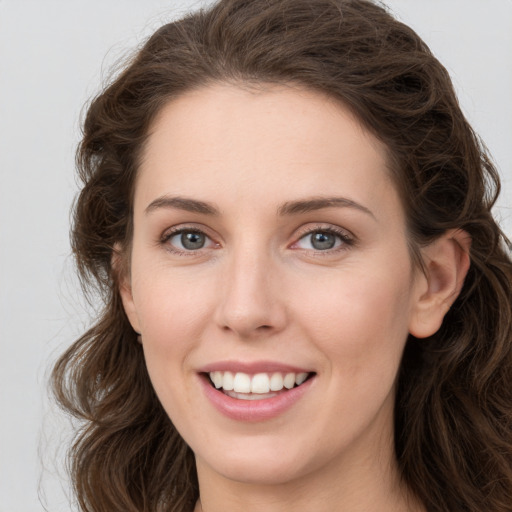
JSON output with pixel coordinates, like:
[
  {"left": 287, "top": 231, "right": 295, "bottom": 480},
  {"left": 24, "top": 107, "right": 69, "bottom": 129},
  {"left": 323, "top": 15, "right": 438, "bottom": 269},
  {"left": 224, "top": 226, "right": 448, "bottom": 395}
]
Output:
[
  {"left": 211, "top": 371, "right": 223, "bottom": 389},
  {"left": 295, "top": 372, "right": 308, "bottom": 385},
  {"left": 251, "top": 373, "right": 270, "bottom": 394},
  {"left": 270, "top": 373, "right": 284, "bottom": 391},
  {"left": 283, "top": 373, "right": 296, "bottom": 389},
  {"left": 233, "top": 372, "right": 251, "bottom": 393},
  {"left": 223, "top": 371, "right": 234, "bottom": 391}
]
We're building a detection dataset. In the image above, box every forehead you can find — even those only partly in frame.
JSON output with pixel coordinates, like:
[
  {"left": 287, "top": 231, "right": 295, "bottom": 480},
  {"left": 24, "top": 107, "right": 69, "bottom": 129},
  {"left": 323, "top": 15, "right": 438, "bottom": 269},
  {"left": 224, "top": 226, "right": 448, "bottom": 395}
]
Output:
[
  {"left": 136, "top": 83, "right": 401, "bottom": 224},
  {"left": 144, "top": 83, "right": 386, "bottom": 164}
]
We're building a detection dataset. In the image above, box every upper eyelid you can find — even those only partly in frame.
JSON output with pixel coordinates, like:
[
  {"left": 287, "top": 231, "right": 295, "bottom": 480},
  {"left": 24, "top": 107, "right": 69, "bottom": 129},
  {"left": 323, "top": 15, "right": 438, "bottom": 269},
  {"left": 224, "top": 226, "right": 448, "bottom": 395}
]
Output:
[
  {"left": 293, "top": 223, "right": 354, "bottom": 239},
  {"left": 161, "top": 223, "right": 216, "bottom": 241},
  {"left": 290, "top": 224, "right": 357, "bottom": 253},
  {"left": 161, "top": 227, "right": 218, "bottom": 255}
]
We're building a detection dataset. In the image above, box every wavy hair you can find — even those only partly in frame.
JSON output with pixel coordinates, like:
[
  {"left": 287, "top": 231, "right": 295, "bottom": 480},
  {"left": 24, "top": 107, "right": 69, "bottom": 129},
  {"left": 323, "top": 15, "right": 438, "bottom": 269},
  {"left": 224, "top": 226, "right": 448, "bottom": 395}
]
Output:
[{"left": 52, "top": 0, "right": 512, "bottom": 510}]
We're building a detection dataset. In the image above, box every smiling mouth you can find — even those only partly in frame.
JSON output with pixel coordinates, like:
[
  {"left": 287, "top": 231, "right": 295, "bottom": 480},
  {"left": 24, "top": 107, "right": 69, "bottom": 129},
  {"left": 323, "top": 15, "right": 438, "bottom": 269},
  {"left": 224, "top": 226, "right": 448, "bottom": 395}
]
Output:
[{"left": 206, "top": 371, "right": 315, "bottom": 401}]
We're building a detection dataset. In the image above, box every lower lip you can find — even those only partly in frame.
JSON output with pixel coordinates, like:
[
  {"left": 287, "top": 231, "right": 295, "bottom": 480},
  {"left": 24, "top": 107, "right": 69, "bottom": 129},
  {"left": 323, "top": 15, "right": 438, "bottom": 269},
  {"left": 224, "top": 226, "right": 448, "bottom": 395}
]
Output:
[{"left": 199, "top": 374, "right": 314, "bottom": 422}]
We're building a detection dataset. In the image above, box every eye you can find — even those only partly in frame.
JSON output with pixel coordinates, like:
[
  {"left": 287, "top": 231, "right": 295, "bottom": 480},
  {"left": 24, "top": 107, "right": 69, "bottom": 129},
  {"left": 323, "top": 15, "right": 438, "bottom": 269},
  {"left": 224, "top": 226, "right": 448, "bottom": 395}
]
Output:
[
  {"left": 163, "top": 228, "right": 217, "bottom": 252},
  {"left": 294, "top": 228, "right": 352, "bottom": 251}
]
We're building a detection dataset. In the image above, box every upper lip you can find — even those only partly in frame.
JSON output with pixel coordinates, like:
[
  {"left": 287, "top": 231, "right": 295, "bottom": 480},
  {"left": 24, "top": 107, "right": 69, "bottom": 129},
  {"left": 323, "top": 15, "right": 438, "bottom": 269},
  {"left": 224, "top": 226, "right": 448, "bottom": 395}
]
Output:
[{"left": 198, "top": 360, "right": 313, "bottom": 374}]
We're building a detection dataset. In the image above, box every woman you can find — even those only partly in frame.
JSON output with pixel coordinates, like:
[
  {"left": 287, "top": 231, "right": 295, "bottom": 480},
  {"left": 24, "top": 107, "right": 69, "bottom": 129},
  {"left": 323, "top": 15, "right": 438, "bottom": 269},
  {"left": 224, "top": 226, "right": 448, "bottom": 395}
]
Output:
[{"left": 52, "top": 0, "right": 512, "bottom": 511}]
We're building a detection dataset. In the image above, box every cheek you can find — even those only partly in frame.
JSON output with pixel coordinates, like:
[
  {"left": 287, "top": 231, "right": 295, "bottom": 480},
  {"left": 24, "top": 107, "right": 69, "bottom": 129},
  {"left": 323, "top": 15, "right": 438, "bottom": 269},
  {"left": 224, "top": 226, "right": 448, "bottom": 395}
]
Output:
[
  {"left": 129, "top": 263, "right": 212, "bottom": 394},
  {"left": 133, "top": 272, "right": 209, "bottom": 423},
  {"left": 132, "top": 256, "right": 213, "bottom": 338},
  {"left": 293, "top": 265, "right": 414, "bottom": 380}
]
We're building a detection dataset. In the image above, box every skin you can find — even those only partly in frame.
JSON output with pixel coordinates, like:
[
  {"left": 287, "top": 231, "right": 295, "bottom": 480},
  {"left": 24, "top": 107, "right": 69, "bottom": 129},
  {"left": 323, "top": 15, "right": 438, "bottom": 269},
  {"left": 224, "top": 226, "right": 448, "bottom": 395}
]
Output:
[{"left": 120, "top": 83, "right": 469, "bottom": 512}]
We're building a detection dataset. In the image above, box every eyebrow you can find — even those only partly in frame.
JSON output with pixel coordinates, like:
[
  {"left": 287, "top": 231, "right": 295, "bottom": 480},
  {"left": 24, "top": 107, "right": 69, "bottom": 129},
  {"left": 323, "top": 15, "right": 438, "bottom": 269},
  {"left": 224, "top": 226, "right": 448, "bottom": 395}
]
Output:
[
  {"left": 277, "top": 197, "right": 375, "bottom": 219},
  {"left": 144, "top": 194, "right": 375, "bottom": 219},
  {"left": 145, "top": 196, "right": 219, "bottom": 216}
]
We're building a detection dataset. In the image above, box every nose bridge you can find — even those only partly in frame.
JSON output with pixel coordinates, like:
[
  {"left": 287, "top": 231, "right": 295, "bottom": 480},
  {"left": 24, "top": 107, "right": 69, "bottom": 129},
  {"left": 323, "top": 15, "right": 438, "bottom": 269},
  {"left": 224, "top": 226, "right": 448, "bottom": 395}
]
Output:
[{"left": 215, "top": 236, "right": 285, "bottom": 337}]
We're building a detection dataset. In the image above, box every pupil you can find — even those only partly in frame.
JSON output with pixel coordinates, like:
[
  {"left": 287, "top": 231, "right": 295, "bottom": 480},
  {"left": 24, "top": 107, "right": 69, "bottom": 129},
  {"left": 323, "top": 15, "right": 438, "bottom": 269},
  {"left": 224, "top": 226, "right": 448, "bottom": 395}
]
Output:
[
  {"left": 181, "top": 232, "right": 205, "bottom": 250},
  {"left": 312, "top": 232, "right": 335, "bottom": 250}
]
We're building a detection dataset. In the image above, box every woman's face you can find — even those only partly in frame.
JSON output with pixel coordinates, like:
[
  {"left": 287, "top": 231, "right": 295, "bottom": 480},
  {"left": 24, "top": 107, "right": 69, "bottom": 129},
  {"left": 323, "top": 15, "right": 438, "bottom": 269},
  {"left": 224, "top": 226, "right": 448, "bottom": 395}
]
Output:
[{"left": 121, "top": 84, "right": 428, "bottom": 487}]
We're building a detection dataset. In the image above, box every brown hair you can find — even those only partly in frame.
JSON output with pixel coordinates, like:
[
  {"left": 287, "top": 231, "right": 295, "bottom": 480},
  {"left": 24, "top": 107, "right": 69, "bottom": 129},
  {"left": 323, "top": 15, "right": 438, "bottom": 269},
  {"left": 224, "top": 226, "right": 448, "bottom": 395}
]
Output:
[{"left": 52, "top": 0, "right": 512, "bottom": 510}]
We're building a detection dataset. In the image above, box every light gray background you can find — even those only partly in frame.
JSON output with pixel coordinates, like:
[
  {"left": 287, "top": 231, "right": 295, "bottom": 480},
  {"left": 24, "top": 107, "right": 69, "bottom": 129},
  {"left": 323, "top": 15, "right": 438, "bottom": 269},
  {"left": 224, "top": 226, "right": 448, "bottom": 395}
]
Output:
[{"left": 1, "top": 1, "right": 511, "bottom": 510}]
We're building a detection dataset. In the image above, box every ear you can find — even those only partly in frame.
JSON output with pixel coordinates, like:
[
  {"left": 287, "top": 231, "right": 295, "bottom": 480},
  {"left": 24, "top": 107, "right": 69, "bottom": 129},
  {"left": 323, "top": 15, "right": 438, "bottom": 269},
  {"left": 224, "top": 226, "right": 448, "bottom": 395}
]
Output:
[
  {"left": 409, "top": 229, "right": 471, "bottom": 338},
  {"left": 113, "top": 243, "right": 142, "bottom": 335}
]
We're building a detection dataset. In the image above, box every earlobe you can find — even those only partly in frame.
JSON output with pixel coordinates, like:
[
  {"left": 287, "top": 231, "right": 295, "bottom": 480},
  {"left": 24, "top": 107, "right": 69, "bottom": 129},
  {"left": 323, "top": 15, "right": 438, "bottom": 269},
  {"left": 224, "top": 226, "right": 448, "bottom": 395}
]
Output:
[
  {"left": 409, "top": 229, "right": 471, "bottom": 339},
  {"left": 113, "top": 244, "right": 142, "bottom": 335}
]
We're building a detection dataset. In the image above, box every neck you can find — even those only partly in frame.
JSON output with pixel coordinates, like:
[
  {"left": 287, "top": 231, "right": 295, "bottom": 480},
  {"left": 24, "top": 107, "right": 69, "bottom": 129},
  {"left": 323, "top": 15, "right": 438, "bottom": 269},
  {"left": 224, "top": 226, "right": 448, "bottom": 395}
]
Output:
[{"left": 193, "top": 430, "right": 425, "bottom": 512}]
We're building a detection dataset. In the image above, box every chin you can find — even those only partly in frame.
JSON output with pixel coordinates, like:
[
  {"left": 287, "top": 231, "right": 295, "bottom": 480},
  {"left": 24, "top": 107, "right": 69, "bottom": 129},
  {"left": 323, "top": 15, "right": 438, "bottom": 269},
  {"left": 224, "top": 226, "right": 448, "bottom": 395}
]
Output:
[
  {"left": 193, "top": 429, "right": 339, "bottom": 487},
  {"left": 202, "top": 450, "right": 312, "bottom": 486}
]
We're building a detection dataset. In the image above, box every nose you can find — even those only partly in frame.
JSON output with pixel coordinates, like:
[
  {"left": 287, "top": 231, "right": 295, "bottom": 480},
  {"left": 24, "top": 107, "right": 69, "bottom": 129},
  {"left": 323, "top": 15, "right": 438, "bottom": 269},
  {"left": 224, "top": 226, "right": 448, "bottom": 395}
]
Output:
[{"left": 214, "top": 246, "right": 287, "bottom": 339}]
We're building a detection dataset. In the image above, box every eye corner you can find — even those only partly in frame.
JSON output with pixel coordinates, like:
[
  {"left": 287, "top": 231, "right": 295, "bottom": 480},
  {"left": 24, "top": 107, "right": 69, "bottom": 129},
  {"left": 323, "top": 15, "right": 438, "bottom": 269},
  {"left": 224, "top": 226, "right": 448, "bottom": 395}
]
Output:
[
  {"left": 290, "top": 224, "right": 356, "bottom": 254},
  {"left": 160, "top": 224, "right": 220, "bottom": 256}
]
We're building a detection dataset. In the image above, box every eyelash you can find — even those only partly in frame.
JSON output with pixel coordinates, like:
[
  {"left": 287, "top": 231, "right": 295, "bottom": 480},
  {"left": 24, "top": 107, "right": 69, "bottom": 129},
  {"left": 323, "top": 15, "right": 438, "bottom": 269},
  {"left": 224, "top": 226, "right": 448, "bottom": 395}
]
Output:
[
  {"left": 160, "top": 224, "right": 355, "bottom": 256},
  {"left": 292, "top": 225, "right": 355, "bottom": 255},
  {"left": 160, "top": 225, "right": 217, "bottom": 256}
]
